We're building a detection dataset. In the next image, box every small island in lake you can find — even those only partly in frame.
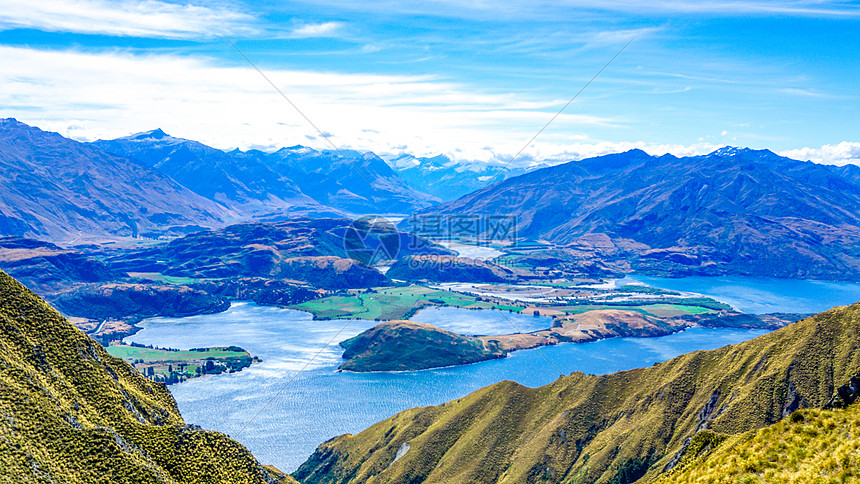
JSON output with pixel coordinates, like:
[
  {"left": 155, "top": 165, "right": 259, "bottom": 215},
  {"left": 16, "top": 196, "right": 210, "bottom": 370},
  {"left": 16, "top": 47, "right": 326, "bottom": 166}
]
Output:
[{"left": 339, "top": 320, "right": 506, "bottom": 372}]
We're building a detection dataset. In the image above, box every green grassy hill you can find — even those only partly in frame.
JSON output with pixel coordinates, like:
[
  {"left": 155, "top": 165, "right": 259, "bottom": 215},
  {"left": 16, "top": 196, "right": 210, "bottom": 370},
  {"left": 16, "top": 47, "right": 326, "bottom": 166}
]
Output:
[
  {"left": 294, "top": 301, "right": 860, "bottom": 483},
  {"left": 0, "top": 270, "right": 292, "bottom": 483}
]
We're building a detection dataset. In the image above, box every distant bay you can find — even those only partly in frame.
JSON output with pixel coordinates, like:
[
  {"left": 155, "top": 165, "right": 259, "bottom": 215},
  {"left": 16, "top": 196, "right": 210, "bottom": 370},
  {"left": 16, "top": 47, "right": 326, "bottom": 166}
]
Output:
[{"left": 626, "top": 275, "right": 860, "bottom": 314}]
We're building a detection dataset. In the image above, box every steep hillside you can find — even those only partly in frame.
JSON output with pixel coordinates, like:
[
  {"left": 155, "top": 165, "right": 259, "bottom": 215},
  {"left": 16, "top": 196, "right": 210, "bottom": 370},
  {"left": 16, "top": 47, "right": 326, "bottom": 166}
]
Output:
[
  {"left": 50, "top": 283, "right": 230, "bottom": 322},
  {"left": 655, "top": 403, "right": 860, "bottom": 483},
  {"left": 92, "top": 130, "right": 326, "bottom": 217},
  {"left": 0, "top": 270, "right": 290, "bottom": 483},
  {"left": 0, "top": 119, "right": 233, "bottom": 240},
  {"left": 295, "top": 302, "right": 860, "bottom": 484},
  {"left": 409, "top": 148, "right": 860, "bottom": 280}
]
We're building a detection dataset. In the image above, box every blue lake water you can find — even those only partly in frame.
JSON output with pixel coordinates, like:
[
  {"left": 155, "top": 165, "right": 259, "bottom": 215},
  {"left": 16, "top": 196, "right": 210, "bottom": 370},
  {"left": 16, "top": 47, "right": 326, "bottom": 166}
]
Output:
[
  {"left": 627, "top": 275, "right": 860, "bottom": 314},
  {"left": 127, "top": 302, "right": 769, "bottom": 472}
]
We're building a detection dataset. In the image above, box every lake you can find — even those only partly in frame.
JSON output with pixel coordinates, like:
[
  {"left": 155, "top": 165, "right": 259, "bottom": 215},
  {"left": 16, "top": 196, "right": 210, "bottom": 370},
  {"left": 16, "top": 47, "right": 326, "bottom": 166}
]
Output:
[
  {"left": 626, "top": 275, "right": 860, "bottom": 314},
  {"left": 127, "top": 303, "right": 769, "bottom": 472}
]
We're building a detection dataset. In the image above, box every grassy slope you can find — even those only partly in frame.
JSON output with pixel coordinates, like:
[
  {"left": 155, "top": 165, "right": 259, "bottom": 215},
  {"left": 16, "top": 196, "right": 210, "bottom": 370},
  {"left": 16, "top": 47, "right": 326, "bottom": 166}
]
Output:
[
  {"left": 657, "top": 404, "right": 860, "bottom": 483},
  {"left": 0, "top": 271, "right": 291, "bottom": 483},
  {"left": 294, "top": 303, "right": 860, "bottom": 484}
]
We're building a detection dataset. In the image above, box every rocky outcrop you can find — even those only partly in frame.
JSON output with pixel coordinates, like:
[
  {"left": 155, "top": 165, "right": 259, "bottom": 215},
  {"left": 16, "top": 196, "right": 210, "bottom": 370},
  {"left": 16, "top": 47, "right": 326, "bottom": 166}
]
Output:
[{"left": 824, "top": 370, "right": 860, "bottom": 409}]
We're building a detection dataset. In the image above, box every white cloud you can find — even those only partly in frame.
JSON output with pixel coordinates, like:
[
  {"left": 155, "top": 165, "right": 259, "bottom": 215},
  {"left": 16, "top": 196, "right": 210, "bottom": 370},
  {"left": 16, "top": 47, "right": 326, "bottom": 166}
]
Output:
[
  {"left": 6, "top": 46, "right": 851, "bottom": 170},
  {"left": 290, "top": 21, "right": 344, "bottom": 38},
  {"left": 0, "top": 0, "right": 256, "bottom": 38},
  {"left": 780, "top": 142, "right": 860, "bottom": 166},
  {"left": 0, "top": 45, "right": 620, "bottom": 164}
]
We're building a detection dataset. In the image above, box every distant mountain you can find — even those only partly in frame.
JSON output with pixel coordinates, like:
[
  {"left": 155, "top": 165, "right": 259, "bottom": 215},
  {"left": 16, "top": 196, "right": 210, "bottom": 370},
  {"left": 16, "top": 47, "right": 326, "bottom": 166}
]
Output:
[
  {"left": 827, "top": 162, "right": 860, "bottom": 187},
  {"left": 385, "top": 153, "right": 544, "bottom": 201},
  {"left": 0, "top": 271, "right": 292, "bottom": 482},
  {"left": 0, "top": 119, "right": 233, "bottom": 240},
  {"left": 94, "top": 132, "right": 439, "bottom": 215},
  {"left": 92, "top": 130, "right": 327, "bottom": 217},
  {"left": 266, "top": 146, "right": 439, "bottom": 213},
  {"left": 408, "top": 147, "right": 860, "bottom": 280},
  {"left": 295, "top": 302, "right": 860, "bottom": 483}
]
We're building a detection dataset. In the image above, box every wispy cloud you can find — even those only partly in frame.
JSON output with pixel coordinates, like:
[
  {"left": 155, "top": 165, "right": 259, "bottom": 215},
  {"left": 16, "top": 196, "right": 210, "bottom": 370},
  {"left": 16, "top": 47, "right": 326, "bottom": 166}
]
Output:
[
  {"left": 281, "top": 0, "right": 860, "bottom": 19},
  {"left": 289, "top": 21, "right": 345, "bottom": 38},
  {"left": 778, "top": 87, "right": 829, "bottom": 98},
  {"left": 0, "top": 0, "right": 257, "bottom": 38}
]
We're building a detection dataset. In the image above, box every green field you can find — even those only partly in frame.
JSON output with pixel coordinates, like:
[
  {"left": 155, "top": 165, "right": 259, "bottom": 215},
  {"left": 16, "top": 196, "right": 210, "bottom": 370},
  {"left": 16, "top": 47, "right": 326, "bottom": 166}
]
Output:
[
  {"left": 106, "top": 345, "right": 248, "bottom": 362},
  {"left": 291, "top": 285, "right": 523, "bottom": 320}
]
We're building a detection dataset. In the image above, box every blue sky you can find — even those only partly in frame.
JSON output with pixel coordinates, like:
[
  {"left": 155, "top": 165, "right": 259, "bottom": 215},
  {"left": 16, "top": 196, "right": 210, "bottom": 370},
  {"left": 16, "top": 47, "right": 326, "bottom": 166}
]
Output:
[{"left": 0, "top": 0, "right": 858, "bottom": 165}]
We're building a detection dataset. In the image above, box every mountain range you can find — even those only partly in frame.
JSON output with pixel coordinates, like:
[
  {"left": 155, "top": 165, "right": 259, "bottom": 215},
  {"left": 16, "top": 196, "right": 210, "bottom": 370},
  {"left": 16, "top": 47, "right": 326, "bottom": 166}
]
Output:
[
  {"left": 409, "top": 147, "right": 860, "bottom": 280},
  {"left": 8, "top": 117, "right": 860, "bottom": 284},
  {"left": 92, "top": 129, "right": 323, "bottom": 217},
  {"left": 93, "top": 129, "right": 438, "bottom": 216}
]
